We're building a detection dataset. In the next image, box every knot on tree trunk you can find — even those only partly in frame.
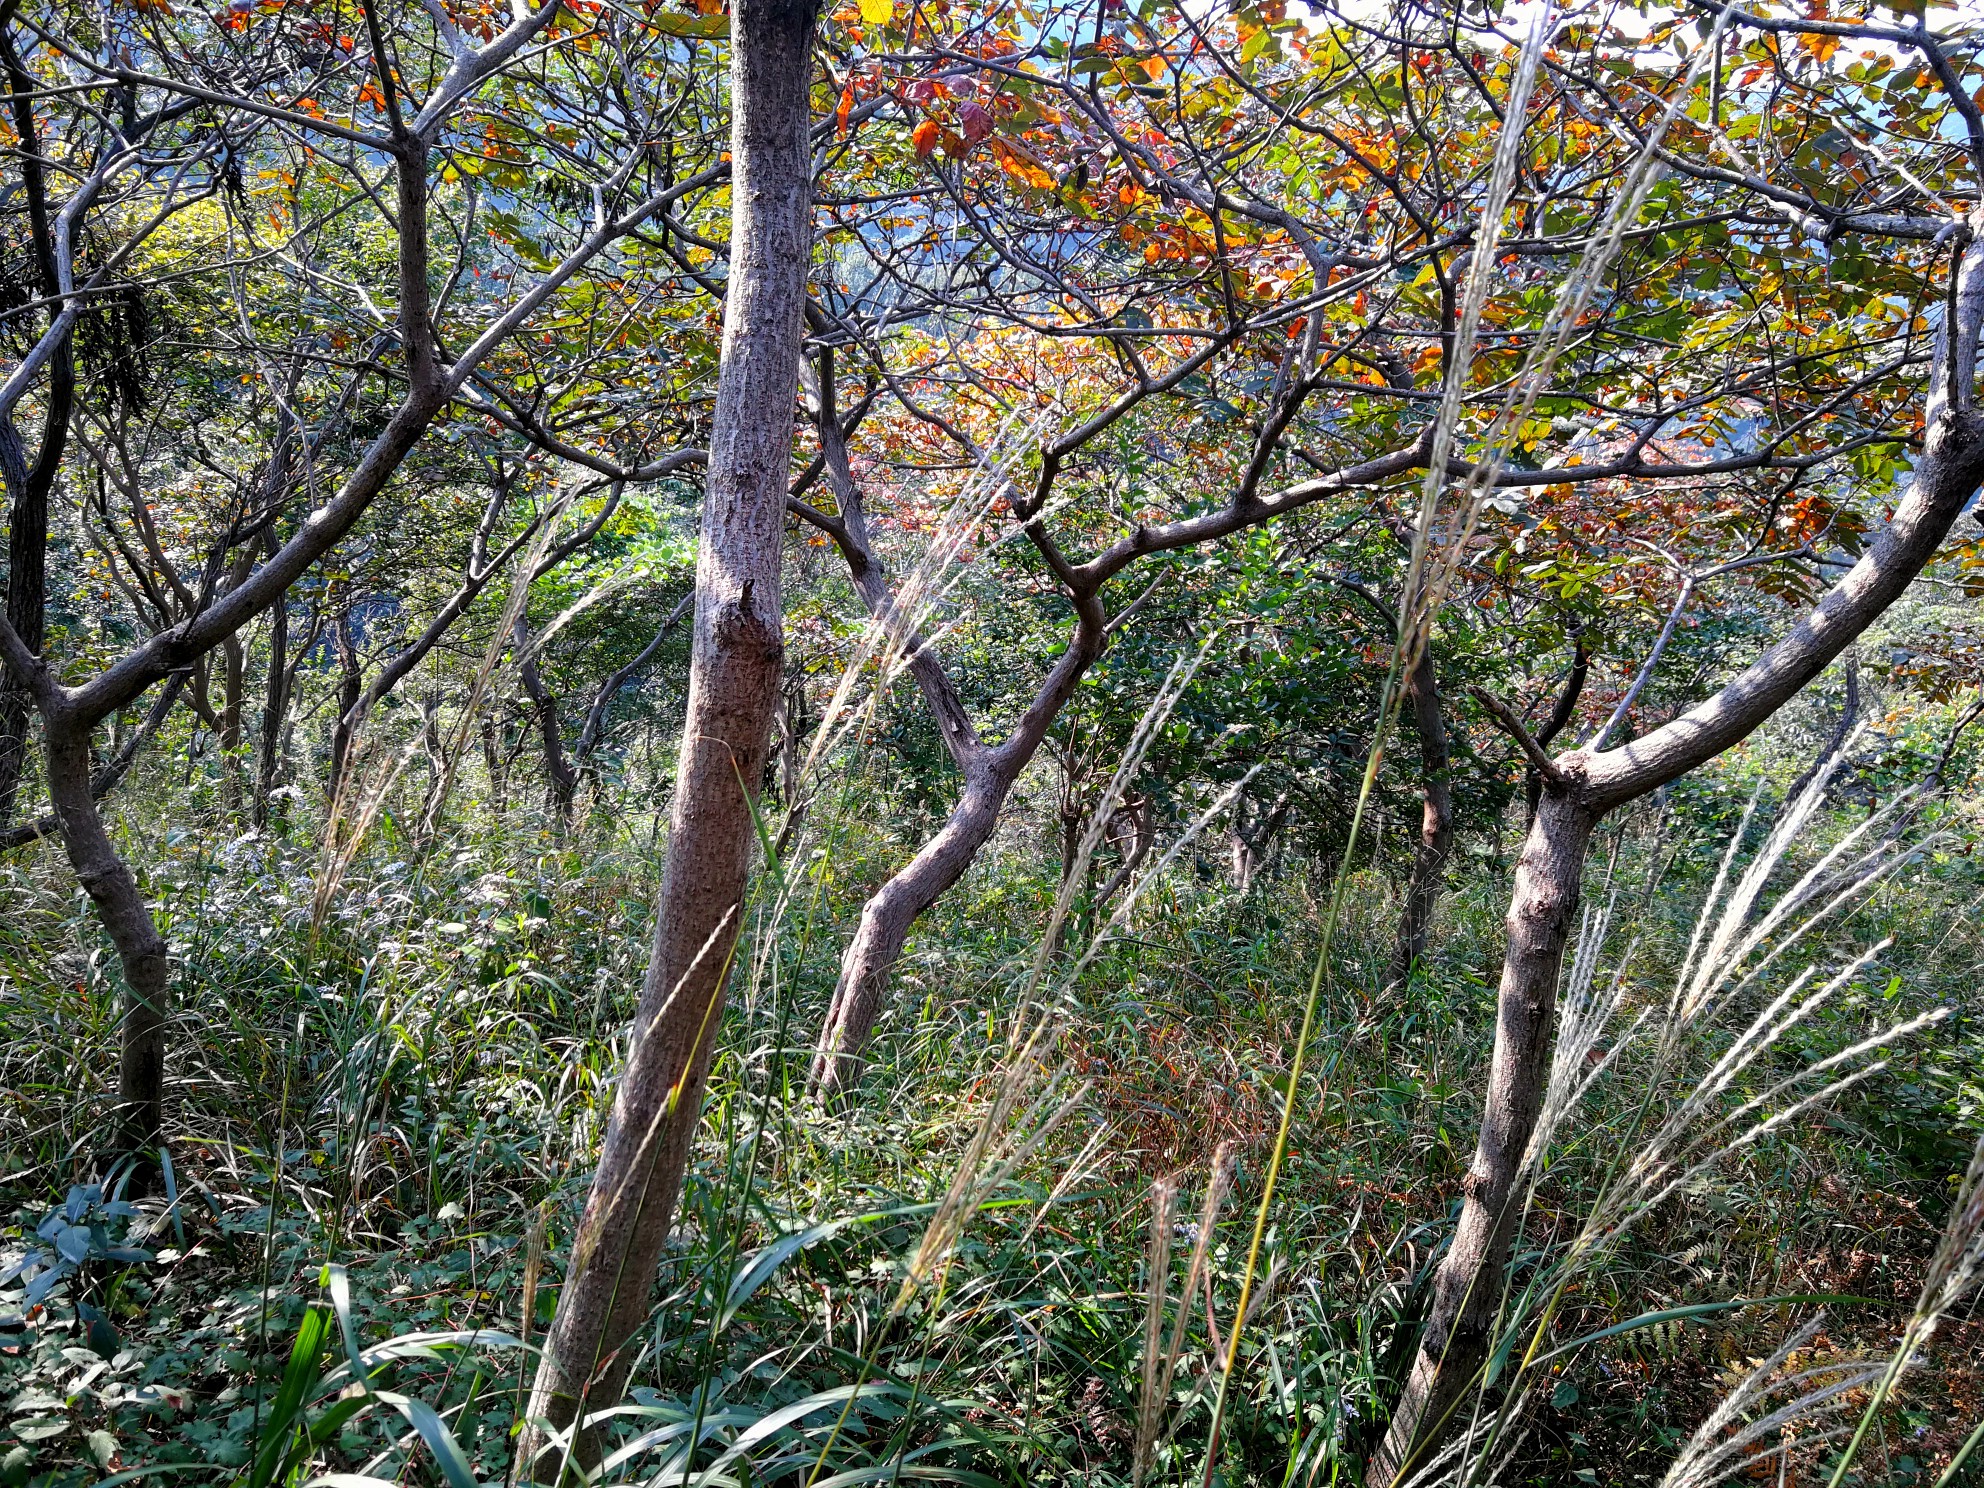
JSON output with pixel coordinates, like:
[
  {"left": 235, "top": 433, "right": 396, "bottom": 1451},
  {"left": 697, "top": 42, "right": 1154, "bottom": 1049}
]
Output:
[{"left": 711, "top": 594, "right": 783, "bottom": 667}]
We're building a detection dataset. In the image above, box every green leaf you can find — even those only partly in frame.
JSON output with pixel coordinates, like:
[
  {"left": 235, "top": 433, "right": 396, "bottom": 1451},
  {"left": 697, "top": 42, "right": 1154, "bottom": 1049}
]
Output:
[
  {"left": 243, "top": 1304, "right": 330, "bottom": 1488},
  {"left": 376, "top": 1392, "right": 480, "bottom": 1488},
  {"left": 722, "top": 1203, "right": 935, "bottom": 1328},
  {"left": 652, "top": 12, "right": 727, "bottom": 37}
]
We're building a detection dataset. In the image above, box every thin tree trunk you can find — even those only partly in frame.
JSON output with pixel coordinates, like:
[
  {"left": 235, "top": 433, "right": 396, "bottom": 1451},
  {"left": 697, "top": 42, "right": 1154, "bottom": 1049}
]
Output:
[
  {"left": 219, "top": 633, "right": 245, "bottom": 815},
  {"left": 516, "top": 614, "right": 578, "bottom": 821},
  {"left": 1784, "top": 651, "right": 1859, "bottom": 806},
  {"left": 0, "top": 673, "right": 185, "bottom": 854},
  {"left": 1367, "top": 785, "right": 1594, "bottom": 1485},
  {"left": 1384, "top": 639, "right": 1452, "bottom": 994},
  {"left": 1229, "top": 792, "right": 1288, "bottom": 893},
  {"left": 810, "top": 771, "right": 1009, "bottom": 1098},
  {"left": 0, "top": 425, "right": 44, "bottom": 826},
  {"left": 1091, "top": 795, "right": 1154, "bottom": 916},
  {"left": 574, "top": 592, "right": 691, "bottom": 773},
  {"left": 0, "top": 22, "right": 75, "bottom": 829},
  {"left": 482, "top": 712, "right": 507, "bottom": 818},
  {"left": 328, "top": 604, "right": 362, "bottom": 801},
  {"left": 518, "top": 1, "right": 818, "bottom": 1473},
  {"left": 255, "top": 594, "right": 289, "bottom": 827},
  {"left": 44, "top": 706, "right": 174, "bottom": 1173}
]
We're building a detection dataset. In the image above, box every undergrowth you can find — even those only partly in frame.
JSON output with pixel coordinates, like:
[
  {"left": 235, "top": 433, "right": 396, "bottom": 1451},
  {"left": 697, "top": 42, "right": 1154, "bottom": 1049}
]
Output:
[{"left": 0, "top": 750, "right": 1979, "bottom": 1487}]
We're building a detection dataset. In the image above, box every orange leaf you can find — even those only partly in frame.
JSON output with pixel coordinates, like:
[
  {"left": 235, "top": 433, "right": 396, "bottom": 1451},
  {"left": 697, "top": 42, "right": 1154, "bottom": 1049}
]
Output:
[{"left": 912, "top": 118, "right": 940, "bottom": 157}]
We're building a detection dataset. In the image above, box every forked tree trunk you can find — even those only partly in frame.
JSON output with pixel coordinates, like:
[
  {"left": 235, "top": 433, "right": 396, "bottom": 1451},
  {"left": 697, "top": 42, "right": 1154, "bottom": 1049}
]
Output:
[
  {"left": 1524, "top": 640, "right": 1588, "bottom": 829},
  {"left": 1371, "top": 218, "right": 1984, "bottom": 1484},
  {"left": 516, "top": 2, "right": 818, "bottom": 1475},
  {"left": 798, "top": 376, "right": 1109, "bottom": 1100},
  {"left": 1384, "top": 638, "right": 1452, "bottom": 994}
]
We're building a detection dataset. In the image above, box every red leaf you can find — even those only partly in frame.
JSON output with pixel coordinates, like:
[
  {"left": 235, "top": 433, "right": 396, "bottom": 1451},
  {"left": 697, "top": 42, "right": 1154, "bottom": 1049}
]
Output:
[{"left": 957, "top": 100, "right": 992, "bottom": 144}]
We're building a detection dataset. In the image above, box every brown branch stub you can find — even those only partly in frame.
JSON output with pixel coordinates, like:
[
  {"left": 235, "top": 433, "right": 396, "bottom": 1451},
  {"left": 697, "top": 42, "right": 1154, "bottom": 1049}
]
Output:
[{"left": 1471, "top": 685, "right": 1565, "bottom": 786}]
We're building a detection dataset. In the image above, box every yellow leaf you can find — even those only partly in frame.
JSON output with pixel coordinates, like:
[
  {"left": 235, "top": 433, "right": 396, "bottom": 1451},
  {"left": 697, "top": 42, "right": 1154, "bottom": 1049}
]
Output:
[{"left": 859, "top": 0, "right": 893, "bottom": 24}]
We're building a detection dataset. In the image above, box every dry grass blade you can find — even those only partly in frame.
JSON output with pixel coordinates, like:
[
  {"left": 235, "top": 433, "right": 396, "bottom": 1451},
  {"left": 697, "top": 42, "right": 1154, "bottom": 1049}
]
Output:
[{"left": 1134, "top": 1176, "right": 1180, "bottom": 1488}]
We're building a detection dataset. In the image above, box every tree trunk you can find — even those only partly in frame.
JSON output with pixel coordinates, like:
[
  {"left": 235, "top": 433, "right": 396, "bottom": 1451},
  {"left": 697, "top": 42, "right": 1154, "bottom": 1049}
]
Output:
[
  {"left": 1229, "top": 792, "right": 1289, "bottom": 893},
  {"left": 255, "top": 595, "right": 289, "bottom": 828},
  {"left": 0, "top": 673, "right": 185, "bottom": 854},
  {"left": 810, "top": 771, "right": 1009, "bottom": 1099},
  {"left": 516, "top": 615, "right": 578, "bottom": 821},
  {"left": 328, "top": 604, "right": 362, "bottom": 802},
  {"left": 1091, "top": 795, "right": 1154, "bottom": 916},
  {"left": 482, "top": 711, "right": 507, "bottom": 818},
  {"left": 0, "top": 425, "right": 45, "bottom": 827},
  {"left": 219, "top": 633, "right": 245, "bottom": 815},
  {"left": 575, "top": 592, "right": 691, "bottom": 775},
  {"left": 1368, "top": 783, "right": 1595, "bottom": 1485},
  {"left": 0, "top": 25, "right": 75, "bottom": 830},
  {"left": 1384, "top": 640, "right": 1452, "bottom": 994},
  {"left": 517, "top": 0, "right": 817, "bottom": 1474},
  {"left": 44, "top": 707, "right": 174, "bottom": 1173}
]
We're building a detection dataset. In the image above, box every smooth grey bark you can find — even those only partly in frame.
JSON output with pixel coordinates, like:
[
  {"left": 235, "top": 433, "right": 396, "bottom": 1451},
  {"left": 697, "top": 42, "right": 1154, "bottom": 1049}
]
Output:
[
  {"left": 515, "top": 3, "right": 819, "bottom": 1475},
  {"left": 1370, "top": 217, "right": 1984, "bottom": 1487}
]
